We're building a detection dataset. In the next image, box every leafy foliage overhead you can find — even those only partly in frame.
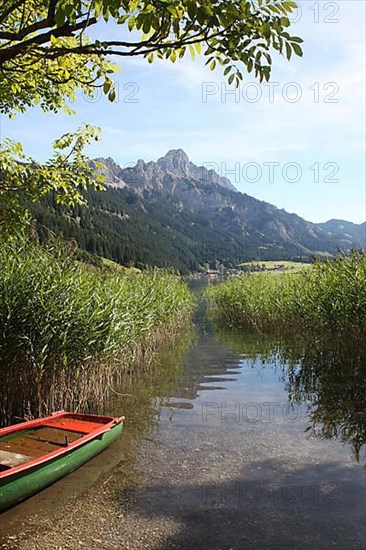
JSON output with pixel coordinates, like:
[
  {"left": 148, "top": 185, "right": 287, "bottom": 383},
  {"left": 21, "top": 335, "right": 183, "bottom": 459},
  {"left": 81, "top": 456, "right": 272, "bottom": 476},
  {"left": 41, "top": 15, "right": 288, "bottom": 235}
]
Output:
[
  {"left": 0, "top": 0, "right": 303, "bottom": 115},
  {"left": 0, "top": 0, "right": 303, "bottom": 236}
]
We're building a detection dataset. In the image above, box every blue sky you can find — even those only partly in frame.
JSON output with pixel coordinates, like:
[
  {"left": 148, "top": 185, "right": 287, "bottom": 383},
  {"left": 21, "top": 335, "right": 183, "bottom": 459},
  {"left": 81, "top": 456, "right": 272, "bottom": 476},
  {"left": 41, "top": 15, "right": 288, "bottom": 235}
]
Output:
[{"left": 1, "top": 0, "right": 365, "bottom": 223}]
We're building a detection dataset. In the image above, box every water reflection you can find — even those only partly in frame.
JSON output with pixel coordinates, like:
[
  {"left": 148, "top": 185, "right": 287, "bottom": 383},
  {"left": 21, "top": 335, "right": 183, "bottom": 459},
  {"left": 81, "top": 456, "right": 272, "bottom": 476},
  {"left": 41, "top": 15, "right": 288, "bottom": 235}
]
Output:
[
  {"left": 157, "top": 279, "right": 366, "bottom": 464},
  {"left": 214, "top": 322, "right": 366, "bottom": 463}
]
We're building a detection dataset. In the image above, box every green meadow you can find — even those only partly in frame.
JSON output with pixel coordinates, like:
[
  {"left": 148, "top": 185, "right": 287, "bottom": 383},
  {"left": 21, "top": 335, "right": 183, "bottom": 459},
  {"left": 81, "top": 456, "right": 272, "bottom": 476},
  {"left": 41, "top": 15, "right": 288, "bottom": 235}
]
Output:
[{"left": 237, "top": 260, "right": 312, "bottom": 274}]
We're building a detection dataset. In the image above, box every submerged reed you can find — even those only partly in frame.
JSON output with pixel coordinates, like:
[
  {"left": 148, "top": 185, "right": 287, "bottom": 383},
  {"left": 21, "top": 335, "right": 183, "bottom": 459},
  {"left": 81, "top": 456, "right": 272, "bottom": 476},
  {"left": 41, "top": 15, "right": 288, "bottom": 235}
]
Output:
[
  {"left": 0, "top": 238, "right": 194, "bottom": 424},
  {"left": 206, "top": 251, "right": 366, "bottom": 334}
]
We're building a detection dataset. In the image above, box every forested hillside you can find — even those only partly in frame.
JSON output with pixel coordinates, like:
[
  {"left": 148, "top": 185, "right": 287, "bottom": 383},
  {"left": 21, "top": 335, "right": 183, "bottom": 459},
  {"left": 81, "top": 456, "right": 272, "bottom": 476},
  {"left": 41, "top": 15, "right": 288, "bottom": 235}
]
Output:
[
  {"left": 31, "top": 151, "right": 365, "bottom": 273},
  {"left": 33, "top": 188, "right": 202, "bottom": 273}
]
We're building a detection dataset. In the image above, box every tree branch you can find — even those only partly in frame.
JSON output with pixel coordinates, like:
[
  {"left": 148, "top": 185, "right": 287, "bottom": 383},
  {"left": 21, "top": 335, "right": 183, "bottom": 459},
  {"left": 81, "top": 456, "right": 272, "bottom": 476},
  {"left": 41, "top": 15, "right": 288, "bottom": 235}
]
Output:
[
  {"left": 0, "top": 17, "right": 98, "bottom": 65},
  {"left": 0, "top": 0, "right": 27, "bottom": 25},
  {"left": 38, "top": 26, "right": 227, "bottom": 61},
  {"left": 47, "top": 0, "right": 58, "bottom": 22},
  {"left": 0, "top": 18, "right": 54, "bottom": 41}
]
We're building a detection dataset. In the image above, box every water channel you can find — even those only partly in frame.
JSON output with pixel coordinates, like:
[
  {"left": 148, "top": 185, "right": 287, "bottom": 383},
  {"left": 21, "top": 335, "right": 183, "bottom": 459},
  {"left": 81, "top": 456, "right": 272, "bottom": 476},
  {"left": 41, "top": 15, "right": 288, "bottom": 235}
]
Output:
[{"left": 1, "top": 280, "right": 365, "bottom": 549}]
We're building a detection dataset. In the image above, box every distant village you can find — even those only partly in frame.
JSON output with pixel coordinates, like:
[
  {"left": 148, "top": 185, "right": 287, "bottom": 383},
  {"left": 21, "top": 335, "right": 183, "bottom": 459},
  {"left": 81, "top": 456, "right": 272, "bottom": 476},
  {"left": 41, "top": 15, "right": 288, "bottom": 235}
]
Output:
[{"left": 190, "top": 262, "right": 304, "bottom": 279}]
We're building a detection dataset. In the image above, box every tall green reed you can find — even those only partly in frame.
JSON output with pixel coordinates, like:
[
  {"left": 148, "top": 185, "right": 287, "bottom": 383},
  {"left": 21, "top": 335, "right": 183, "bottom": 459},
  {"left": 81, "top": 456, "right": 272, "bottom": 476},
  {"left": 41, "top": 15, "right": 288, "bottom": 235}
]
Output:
[
  {"left": 0, "top": 237, "right": 194, "bottom": 424},
  {"left": 206, "top": 251, "right": 366, "bottom": 333}
]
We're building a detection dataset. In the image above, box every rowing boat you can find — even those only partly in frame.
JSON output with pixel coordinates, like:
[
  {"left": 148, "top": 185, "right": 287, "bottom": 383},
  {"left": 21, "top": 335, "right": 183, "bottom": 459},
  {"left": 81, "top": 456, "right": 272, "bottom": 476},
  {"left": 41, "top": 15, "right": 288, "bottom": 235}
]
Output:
[{"left": 0, "top": 411, "right": 125, "bottom": 512}]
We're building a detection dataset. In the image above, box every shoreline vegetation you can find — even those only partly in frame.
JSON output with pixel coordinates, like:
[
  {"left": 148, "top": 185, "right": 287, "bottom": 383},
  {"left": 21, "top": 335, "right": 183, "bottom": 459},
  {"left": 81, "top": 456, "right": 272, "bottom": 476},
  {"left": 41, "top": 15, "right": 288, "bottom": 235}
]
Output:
[
  {"left": 206, "top": 251, "right": 366, "bottom": 335},
  {"left": 207, "top": 256, "right": 366, "bottom": 463},
  {"left": 0, "top": 238, "right": 194, "bottom": 426}
]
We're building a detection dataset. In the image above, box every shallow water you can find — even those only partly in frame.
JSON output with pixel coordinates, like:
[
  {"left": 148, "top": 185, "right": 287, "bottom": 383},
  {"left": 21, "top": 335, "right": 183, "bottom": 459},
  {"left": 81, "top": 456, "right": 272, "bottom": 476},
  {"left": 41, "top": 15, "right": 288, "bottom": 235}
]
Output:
[{"left": 1, "top": 280, "right": 365, "bottom": 549}]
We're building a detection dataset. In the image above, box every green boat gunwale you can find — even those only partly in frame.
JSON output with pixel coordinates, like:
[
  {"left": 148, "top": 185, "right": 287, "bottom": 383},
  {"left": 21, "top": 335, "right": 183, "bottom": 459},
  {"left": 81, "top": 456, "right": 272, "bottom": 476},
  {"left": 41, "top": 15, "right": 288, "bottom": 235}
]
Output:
[{"left": 0, "top": 411, "right": 125, "bottom": 480}]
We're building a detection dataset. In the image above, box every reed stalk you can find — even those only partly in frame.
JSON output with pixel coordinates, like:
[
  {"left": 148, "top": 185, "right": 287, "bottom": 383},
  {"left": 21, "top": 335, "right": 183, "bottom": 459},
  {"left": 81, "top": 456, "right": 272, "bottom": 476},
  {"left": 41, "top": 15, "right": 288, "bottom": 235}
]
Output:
[{"left": 0, "top": 237, "right": 194, "bottom": 425}]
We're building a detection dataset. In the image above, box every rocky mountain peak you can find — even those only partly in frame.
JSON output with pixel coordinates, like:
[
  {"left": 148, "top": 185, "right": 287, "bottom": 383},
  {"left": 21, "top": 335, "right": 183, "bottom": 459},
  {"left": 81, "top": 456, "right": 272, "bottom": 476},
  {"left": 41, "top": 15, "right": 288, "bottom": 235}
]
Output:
[
  {"left": 95, "top": 149, "right": 237, "bottom": 193},
  {"left": 157, "top": 149, "right": 190, "bottom": 174}
]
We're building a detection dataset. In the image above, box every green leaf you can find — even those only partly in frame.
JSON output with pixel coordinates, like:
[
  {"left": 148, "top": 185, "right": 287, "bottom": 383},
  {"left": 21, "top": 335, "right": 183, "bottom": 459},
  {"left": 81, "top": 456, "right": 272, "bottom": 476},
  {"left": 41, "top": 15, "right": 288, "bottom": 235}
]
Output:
[
  {"left": 290, "top": 36, "right": 304, "bottom": 43},
  {"left": 194, "top": 42, "right": 202, "bottom": 55},
  {"left": 292, "top": 43, "right": 303, "bottom": 57},
  {"left": 285, "top": 42, "right": 292, "bottom": 60},
  {"left": 128, "top": 16, "right": 136, "bottom": 31},
  {"left": 262, "top": 23, "right": 271, "bottom": 39},
  {"left": 108, "top": 89, "right": 116, "bottom": 102},
  {"left": 103, "top": 80, "right": 112, "bottom": 94}
]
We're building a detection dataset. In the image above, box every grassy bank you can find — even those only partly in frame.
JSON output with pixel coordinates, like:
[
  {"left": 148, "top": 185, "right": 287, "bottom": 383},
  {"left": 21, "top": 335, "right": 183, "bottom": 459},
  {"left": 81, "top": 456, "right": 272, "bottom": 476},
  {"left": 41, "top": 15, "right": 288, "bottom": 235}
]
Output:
[
  {"left": 207, "top": 252, "right": 366, "bottom": 333},
  {"left": 0, "top": 238, "right": 194, "bottom": 425}
]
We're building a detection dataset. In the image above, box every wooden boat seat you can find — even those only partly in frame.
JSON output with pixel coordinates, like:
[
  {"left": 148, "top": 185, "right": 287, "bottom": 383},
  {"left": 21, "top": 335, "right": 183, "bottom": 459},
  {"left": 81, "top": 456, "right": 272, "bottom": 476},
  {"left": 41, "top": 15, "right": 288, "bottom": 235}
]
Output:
[
  {"left": 0, "top": 423, "right": 101, "bottom": 462},
  {"left": 0, "top": 427, "right": 85, "bottom": 462},
  {"left": 0, "top": 434, "right": 59, "bottom": 458},
  {"left": 41, "top": 418, "right": 106, "bottom": 434},
  {"left": 28, "top": 427, "right": 84, "bottom": 446},
  {"left": 0, "top": 450, "right": 33, "bottom": 468}
]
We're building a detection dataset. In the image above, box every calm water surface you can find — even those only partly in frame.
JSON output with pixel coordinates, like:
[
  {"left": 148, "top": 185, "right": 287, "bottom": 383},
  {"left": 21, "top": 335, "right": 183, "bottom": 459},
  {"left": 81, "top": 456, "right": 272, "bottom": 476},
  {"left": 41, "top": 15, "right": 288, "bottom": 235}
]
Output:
[{"left": 1, "top": 280, "right": 365, "bottom": 549}]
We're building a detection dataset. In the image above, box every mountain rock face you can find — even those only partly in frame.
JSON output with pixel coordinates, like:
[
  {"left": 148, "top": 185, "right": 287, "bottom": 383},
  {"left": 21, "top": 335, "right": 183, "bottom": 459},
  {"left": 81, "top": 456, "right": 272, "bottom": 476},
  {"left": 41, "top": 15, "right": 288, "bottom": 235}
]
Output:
[
  {"left": 93, "top": 157, "right": 127, "bottom": 188},
  {"left": 96, "top": 149, "right": 235, "bottom": 195},
  {"left": 33, "top": 150, "right": 365, "bottom": 273},
  {"left": 94, "top": 150, "right": 365, "bottom": 259}
]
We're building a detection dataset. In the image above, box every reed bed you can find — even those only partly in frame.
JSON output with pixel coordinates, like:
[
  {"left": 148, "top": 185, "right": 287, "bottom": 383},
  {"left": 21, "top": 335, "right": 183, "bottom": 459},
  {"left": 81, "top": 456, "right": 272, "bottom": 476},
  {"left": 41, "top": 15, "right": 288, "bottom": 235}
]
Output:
[
  {"left": 206, "top": 252, "right": 366, "bottom": 333},
  {"left": 0, "top": 238, "right": 194, "bottom": 425}
]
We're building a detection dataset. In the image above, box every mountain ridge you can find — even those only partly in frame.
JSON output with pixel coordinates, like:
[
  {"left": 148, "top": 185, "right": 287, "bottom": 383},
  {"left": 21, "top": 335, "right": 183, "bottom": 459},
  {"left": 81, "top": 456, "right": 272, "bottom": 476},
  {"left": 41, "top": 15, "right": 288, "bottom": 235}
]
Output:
[
  {"left": 93, "top": 150, "right": 365, "bottom": 257},
  {"left": 32, "top": 149, "right": 365, "bottom": 274}
]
